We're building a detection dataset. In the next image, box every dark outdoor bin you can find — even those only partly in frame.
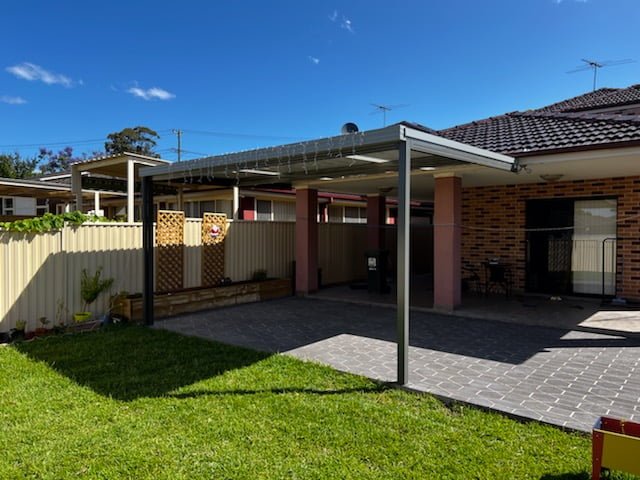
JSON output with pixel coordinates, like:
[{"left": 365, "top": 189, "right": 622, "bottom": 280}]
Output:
[{"left": 365, "top": 250, "right": 390, "bottom": 294}]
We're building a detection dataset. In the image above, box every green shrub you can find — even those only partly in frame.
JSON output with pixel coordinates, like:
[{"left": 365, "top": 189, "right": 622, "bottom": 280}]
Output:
[{"left": 80, "top": 267, "right": 114, "bottom": 312}]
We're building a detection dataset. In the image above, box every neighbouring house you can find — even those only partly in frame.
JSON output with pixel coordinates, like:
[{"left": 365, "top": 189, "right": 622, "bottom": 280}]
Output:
[
  {"left": 0, "top": 153, "right": 169, "bottom": 221},
  {"left": 0, "top": 175, "right": 125, "bottom": 220},
  {"left": 0, "top": 152, "right": 432, "bottom": 224}
]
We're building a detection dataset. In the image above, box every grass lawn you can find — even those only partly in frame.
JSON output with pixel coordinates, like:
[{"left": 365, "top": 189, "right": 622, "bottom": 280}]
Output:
[{"left": 0, "top": 325, "right": 634, "bottom": 479}]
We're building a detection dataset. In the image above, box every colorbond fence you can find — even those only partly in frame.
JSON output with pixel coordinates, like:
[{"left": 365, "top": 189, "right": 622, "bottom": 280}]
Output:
[{"left": 0, "top": 220, "right": 373, "bottom": 332}]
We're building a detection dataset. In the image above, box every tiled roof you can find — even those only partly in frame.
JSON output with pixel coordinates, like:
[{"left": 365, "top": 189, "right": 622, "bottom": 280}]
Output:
[
  {"left": 538, "top": 84, "right": 640, "bottom": 113},
  {"left": 435, "top": 84, "right": 640, "bottom": 156},
  {"left": 437, "top": 111, "right": 640, "bottom": 156}
]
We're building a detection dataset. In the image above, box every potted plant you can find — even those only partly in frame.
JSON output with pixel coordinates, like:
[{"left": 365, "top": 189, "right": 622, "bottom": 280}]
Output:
[
  {"left": 74, "top": 267, "right": 114, "bottom": 323},
  {"left": 35, "top": 316, "right": 50, "bottom": 336}
]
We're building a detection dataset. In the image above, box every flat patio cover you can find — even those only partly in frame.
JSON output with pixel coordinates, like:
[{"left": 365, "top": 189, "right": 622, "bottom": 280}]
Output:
[{"left": 140, "top": 123, "right": 517, "bottom": 385}]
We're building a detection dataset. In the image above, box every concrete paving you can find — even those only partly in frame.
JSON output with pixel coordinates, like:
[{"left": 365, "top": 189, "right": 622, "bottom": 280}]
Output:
[
  {"left": 157, "top": 297, "right": 640, "bottom": 432},
  {"left": 315, "top": 282, "right": 640, "bottom": 335}
]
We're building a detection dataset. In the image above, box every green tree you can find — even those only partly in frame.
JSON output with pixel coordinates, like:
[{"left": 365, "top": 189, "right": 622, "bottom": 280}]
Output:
[
  {"left": 104, "top": 126, "right": 160, "bottom": 157},
  {"left": 37, "top": 147, "right": 75, "bottom": 175},
  {"left": 0, "top": 152, "right": 38, "bottom": 179}
]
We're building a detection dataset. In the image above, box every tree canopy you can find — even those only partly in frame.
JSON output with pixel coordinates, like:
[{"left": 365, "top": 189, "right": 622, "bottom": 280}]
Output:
[
  {"left": 0, "top": 125, "right": 160, "bottom": 179},
  {"left": 37, "top": 147, "right": 75, "bottom": 175},
  {"left": 0, "top": 153, "right": 38, "bottom": 179},
  {"left": 104, "top": 126, "right": 160, "bottom": 157}
]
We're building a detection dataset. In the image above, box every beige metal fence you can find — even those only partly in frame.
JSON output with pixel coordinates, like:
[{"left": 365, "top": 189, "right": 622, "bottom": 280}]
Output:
[{"left": 0, "top": 220, "right": 373, "bottom": 332}]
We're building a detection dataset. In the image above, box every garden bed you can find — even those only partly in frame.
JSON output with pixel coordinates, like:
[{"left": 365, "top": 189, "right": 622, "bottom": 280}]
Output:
[{"left": 114, "top": 278, "right": 292, "bottom": 322}]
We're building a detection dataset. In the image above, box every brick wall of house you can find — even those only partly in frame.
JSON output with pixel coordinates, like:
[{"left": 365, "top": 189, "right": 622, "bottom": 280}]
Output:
[{"left": 461, "top": 176, "right": 640, "bottom": 300}]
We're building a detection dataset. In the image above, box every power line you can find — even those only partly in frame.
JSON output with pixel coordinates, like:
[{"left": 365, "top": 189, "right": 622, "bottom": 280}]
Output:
[
  {"left": 182, "top": 129, "right": 304, "bottom": 141},
  {"left": 0, "top": 138, "right": 107, "bottom": 149},
  {"left": 0, "top": 128, "right": 297, "bottom": 150},
  {"left": 0, "top": 128, "right": 175, "bottom": 150}
]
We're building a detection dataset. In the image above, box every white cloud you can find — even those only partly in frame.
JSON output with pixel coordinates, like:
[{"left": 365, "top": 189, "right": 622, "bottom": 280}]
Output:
[
  {"left": 341, "top": 16, "right": 354, "bottom": 33},
  {"left": 0, "top": 95, "right": 27, "bottom": 105},
  {"left": 308, "top": 56, "right": 320, "bottom": 65},
  {"left": 6, "top": 62, "right": 74, "bottom": 87},
  {"left": 329, "top": 10, "right": 355, "bottom": 33},
  {"left": 127, "top": 86, "right": 175, "bottom": 101}
]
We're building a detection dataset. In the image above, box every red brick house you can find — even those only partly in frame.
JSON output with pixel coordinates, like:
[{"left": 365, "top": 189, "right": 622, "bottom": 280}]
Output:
[{"left": 437, "top": 84, "right": 640, "bottom": 301}]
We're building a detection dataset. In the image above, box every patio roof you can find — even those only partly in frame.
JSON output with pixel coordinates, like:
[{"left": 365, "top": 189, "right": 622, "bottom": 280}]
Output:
[
  {"left": 139, "top": 123, "right": 517, "bottom": 386},
  {"left": 139, "top": 123, "right": 517, "bottom": 190}
]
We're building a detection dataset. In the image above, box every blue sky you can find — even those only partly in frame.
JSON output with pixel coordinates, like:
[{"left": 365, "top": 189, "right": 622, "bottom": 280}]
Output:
[{"left": 1, "top": 0, "right": 639, "bottom": 162}]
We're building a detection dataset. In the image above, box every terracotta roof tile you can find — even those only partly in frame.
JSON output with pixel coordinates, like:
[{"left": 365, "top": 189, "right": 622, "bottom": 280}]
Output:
[
  {"left": 437, "top": 111, "right": 640, "bottom": 156},
  {"left": 537, "top": 84, "right": 640, "bottom": 112},
  {"left": 434, "top": 84, "right": 640, "bottom": 156}
]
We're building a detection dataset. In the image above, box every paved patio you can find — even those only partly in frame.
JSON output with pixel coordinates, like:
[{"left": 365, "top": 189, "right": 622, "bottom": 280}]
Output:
[
  {"left": 315, "top": 276, "right": 640, "bottom": 335},
  {"left": 157, "top": 297, "right": 640, "bottom": 432}
]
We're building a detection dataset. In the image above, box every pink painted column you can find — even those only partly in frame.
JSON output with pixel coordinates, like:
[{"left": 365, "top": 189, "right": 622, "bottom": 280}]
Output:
[
  {"left": 433, "top": 174, "right": 462, "bottom": 310},
  {"left": 366, "top": 195, "right": 386, "bottom": 250},
  {"left": 295, "top": 188, "right": 318, "bottom": 294}
]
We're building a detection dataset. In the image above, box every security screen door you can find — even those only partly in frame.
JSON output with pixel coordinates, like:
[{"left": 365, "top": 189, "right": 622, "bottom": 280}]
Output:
[{"left": 525, "top": 198, "right": 617, "bottom": 296}]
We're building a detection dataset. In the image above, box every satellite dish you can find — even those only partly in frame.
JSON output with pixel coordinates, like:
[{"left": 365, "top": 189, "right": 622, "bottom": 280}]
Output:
[{"left": 341, "top": 122, "right": 359, "bottom": 134}]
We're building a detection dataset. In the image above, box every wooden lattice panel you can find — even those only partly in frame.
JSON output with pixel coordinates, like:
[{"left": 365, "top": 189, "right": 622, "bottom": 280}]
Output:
[
  {"left": 201, "top": 213, "right": 227, "bottom": 286},
  {"left": 156, "top": 210, "right": 185, "bottom": 292}
]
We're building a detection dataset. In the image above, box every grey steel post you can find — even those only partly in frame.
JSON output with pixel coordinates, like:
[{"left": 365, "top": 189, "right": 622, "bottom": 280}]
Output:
[
  {"left": 141, "top": 176, "right": 155, "bottom": 326},
  {"left": 396, "top": 140, "right": 411, "bottom": 385}
]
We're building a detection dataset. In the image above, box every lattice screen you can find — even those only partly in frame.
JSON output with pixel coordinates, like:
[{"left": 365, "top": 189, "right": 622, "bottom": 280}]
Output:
[
  {"left": 156, "top": 210, "right": 185, "bottom": 292},
  {"left": 201, "top": 213, "right": 227, "bottom": 286}
]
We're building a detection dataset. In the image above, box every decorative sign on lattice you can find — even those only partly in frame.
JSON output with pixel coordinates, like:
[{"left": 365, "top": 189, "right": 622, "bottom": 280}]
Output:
[
  {"left": 201, "top": 213, "right": 227, "bottom": 286},
  {"left": 156, "top": 210, "right": 185, "bottom": 292}
]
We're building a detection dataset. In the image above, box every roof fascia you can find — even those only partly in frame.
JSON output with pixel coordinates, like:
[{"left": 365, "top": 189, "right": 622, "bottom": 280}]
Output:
[
  {"left": 519, "top": 145, "right": 640, "bottom": 165},
  {"left": 402, "top": 126, "right": 517, "bottom": 171}
]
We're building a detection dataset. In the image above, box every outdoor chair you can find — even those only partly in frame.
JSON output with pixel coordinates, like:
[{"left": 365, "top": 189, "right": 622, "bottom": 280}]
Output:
[
  {"left": 462, "top": 264, "right": 482, "bottom": 293},
  {"left": 483, "top": 261, "right": 512, "bottom": 298}
]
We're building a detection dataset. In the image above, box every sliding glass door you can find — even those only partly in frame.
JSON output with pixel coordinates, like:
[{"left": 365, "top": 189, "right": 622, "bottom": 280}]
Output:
[
  {"left": 571, "top": 199, "right": 617, "bottom": 295},
  {"left": 526, "top": 198, "right": 617, "bottom": 296}
]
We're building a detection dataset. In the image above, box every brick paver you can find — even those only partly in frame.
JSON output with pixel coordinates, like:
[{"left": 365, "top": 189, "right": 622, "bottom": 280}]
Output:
[{"left": 157, "top": 297, "right": 640, "bottom": 432}]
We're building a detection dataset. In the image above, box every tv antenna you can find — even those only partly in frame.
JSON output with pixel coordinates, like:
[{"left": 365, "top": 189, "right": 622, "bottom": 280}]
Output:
[
  {"left": 369, "top": 103, "right": 409, "bottom": 127},
  {"left": 567, "top": 58, "right": 635, "bottom": 92}
]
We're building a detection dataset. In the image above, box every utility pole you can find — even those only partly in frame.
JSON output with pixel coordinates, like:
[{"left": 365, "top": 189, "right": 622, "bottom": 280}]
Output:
[{"left": 172, "top": 129, "right": 182, "bottom": 162}]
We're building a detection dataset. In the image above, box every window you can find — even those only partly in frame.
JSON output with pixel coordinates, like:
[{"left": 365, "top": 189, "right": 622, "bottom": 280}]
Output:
[
  {"left": 0, "top": 197, "right": 14, "bottom": 215},
  {"left": 215, "top": 199, "right": 233, "bottom": 218},
  {"left": 256, "top": 200, "right": 273, "bottom": 221},
  {"left": 36, "top": 198, "right": 49, "bottom": 215},
  {"left": 199, "top": 201, "right": 215, "bottom": 217},
  {"left": 272, "top": 201, "right": 296, "bottom": 221},
  {"left": 344, "top": 206, "right": 366, "bottom": 224},
  {"left": 328, "top": 205, "right": 342, "bottom": 223},
  {"left": 183, "top": 201, "right": 198, "bottom": 218}
]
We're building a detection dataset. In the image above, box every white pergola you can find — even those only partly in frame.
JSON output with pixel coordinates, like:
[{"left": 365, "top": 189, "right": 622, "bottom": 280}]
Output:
[
  {"left": 71, "top": 153, "right": 169, "bottom": 222},
  {"left": 140, "top": 123, "right": 517, "bottom": 384}
]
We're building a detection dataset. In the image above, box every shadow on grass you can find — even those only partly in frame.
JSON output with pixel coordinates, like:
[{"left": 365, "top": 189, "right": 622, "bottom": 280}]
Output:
[
  {"left": 14, "top": 325, "right": 274, "bottom": 401},
  {"left": 166, "top": 385, "right": 387, "bottom": 399},
  {"left": 539, "top": 474, "right": 589, "bottom": 480}
]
